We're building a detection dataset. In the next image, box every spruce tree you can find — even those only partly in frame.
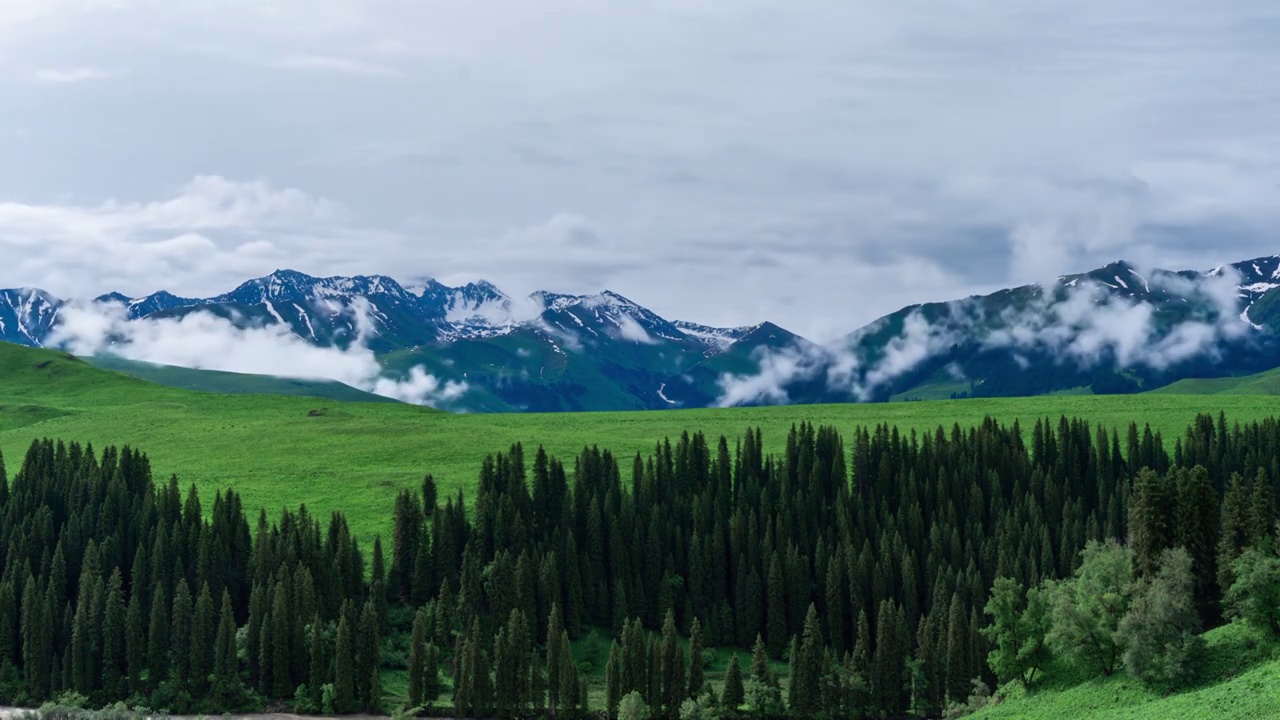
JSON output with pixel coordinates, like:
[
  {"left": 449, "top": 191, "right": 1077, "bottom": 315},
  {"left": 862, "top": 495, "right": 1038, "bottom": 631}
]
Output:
[
  {"left": 687, "top": 617, "right": 705, "bottom": 699},
  {"left": 308, "top": 615, "right": 326, "bottom": 706},
  {"left": 192, "top": 582, "right": 216, "bottom": 694},
  {"left": 101, "top": 568, "right": 126, "bottom": 697},
  {"left": 359, "top": 600, "right": 382, "bottom": 711},
  {"left": 721, "top": 654, "right": 745, "bottom": 710},
  {"left": 423, "top": 642, "right": 441, "bottom": 711},
  {"left": 558, "top": 631, "right": 576, "bottom": 716},
  {"left": 408, "top": 607, "right": 427, "bottom": 708},
  {"left": 147, "top": 584, "right": 169, "bottom": 683},
  {"left": 547, "top": 602, "right": 564, "bottom": 713},
  {"left": 334, "top": 611, "right": 355, "bottom": 713},
  {"left": 213, "top": 591, "right": 239, "bottom": 706},
  {"left": 659, "top": 609, "right": 684, "bottom": 712},
  {"left": 766, "top": 555, "right": 788, "bottom": 659},
  {"left": 125, "top": 583, "right": 145, "bottom": 692},
  {"left": 605, "top": 640, "right": 622, "bottom": 718},
  {"left": 751, "top": 633, "right": 771, "bottom": 684},
  {"left": 271, "top": 580, "right": 292, "bottom": 698},
  {"left": 791, "top": 604, "right": 824, "bottom": 717},
  {"left": 170, "top": 580, "right": 193, "bottom": 689}
]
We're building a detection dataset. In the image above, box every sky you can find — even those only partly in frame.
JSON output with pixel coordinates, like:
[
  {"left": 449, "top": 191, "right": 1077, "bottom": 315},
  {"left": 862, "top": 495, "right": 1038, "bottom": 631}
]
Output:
[{"left": 2, "top": 0, "right": 1280, "bottom": 342}]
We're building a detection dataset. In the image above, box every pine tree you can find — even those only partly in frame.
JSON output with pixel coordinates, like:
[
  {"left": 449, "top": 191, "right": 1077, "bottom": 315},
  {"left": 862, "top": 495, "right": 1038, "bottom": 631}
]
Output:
[
  {"left": 359, "top": 600, "right": 382, "bottom": 711},
  {"left": 874, "top": 599, "right": 904, "bottom": 716},
  {"left": 1130, "top": 468, "right": 1172, "bottom": 578},
  {"left": 558, "top": 631, "right": 576, "bottom": 716},
  {"left": 271, "top": 580, "right": 292, "bottom": 698},
  {"left": 192, "top": 582, "right": 216, "bottom": 694},
  {"left": 170, "top": 580, "right": 193, "bottom": 688},
  {"left": 721, "top": 654, "right": 745, "bottom": 710},
  {"left": 213, "top": 591, "right": 240, "bottom": 705},
  {"left": 147, "top": 584, "right": 169, "bottom": 683},
  {"left": 605, "top": 640, "right": 622, "bottom": 718},
  {"left": 767, "top": 555, "right": 788, "bottom": 659},
  {"left": 1248, "top": 469, "right": 1277, "bottom": 545},
  {"left": 334, "top": 611, "right": 355, "bottom": 713},
  {"left": 944, "top": 593, "right": 968, "bottom": 703},
  {"left": 408, "top": 607, "right": 427, "bottom": 708},
  {"left": 101, "top": 568, "right": 126, "bottom": 697},
  {"left": 547, "top": 602, "right": 564, "bottom": 713},
  {"left": 659, "top": 609, "right": 685, "bottom": 712},
  {"left": 851, "top": 609, "right": 870, "bottom": 685},
  {"left": 751, "top": 633, "right": 771, "bottom": 684},
  {"left": 125, "top": 583, "right": 145, "bottom": 692},
  {"left": 1218, "top": 474, "right": 1251, "bottom": 593},
  {"left": 791, "top": 604, "right": 825, "bottom": 717},
  {"left": 308, "top": 615, "right": 326, "bottom": 705},
  {"left": 422, "top": 642, "right": 441, "bottom": 711},
  {"left": 687, "top": 617, "right": 705, "bottom": 699}
]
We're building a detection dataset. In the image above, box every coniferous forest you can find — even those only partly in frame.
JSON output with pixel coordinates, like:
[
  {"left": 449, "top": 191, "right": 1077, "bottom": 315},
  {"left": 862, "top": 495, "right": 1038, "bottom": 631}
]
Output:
[{"left": 0, "top": 413, "right": 1278, "bottom": 718}]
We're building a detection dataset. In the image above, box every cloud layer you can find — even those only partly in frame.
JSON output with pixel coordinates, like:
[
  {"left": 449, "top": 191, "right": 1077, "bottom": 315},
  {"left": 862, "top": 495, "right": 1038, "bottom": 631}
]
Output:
[
  {"left": 49, "top": 300, "right": 468, "bottom": 407},
  {"left": 3, "top": 2, "right": 1280, "bottom": 340},
  {"left": 714, "top": 267, "right": 1260, "bottom": 406}
]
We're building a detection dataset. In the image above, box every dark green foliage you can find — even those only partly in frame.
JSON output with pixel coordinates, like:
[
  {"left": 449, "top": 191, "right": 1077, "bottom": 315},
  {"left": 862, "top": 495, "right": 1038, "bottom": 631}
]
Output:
[
  {"left": 687, "top": 617, "right": 704, "bottom": 700},
  {"left": 981, "top": 577, "right": 1051, "bottom": 689},
  {"left": 1118, "top": 548, "right": 1203, "bottom": 687},
  {"left": 358, "top": 600, "right": 381, "bottom": 711},
  {"left": 1225, "top": 544, "right": 1280, "bottom": 636},
  {"left": 0, "top": 411, "right": 1266, "bottom": 716},
  {"left": 721, "top": 654, "right": 745, "bottom": 710},
  {"left": 407, "top": 607, "right": 427, "bottom": 709},
  {"left": 333, "top": 611, "right": 354, "bottom": 714},
  {"left": 1046, "top": 540, "right": 1135, "bottom": 677},
  {"left": 100, "top": 569, "right": 126, "bottom": 697},
  {"left": 605, "top": 640, "right": 622, "bottom": 717}
]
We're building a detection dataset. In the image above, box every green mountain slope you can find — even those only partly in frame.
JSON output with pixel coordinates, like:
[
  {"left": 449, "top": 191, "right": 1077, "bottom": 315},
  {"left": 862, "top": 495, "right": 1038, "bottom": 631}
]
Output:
[
  {"left": 5, "top": 339, "right": 1280, "bottom": 544},
  {"left": 971, "top": 622, "right": 1280, "bottom": 720},
  {"left": 83, "top": 355, "right": 396, "bottom": 403},
  {"left": 1150, "top": 366, "right": 1280, "bottom": 396}
]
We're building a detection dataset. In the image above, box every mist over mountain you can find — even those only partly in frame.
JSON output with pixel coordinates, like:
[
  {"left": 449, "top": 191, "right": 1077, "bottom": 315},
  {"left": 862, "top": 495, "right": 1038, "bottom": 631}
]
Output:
[{"left": 4, "top": 255, "right": 1280, "bottom": 411}]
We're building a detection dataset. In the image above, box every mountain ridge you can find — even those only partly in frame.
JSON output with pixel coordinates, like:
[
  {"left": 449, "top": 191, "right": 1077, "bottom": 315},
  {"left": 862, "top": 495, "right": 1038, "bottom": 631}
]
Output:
[{"left": 4, "top": 254, "right": 1280, "bottom": 411}]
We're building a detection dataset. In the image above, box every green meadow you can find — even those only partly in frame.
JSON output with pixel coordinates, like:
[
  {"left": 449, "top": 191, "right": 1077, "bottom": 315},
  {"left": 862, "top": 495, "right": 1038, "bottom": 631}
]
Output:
[{"left": 4, "top": 341, "right": 1280, "bottom": 544}]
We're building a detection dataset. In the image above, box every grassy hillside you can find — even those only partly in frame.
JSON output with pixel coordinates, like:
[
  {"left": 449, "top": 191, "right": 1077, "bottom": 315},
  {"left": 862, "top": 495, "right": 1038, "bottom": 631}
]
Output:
[
  {"left": 84, "top": 355, "right": 396, "bottom": 403},
  {"left": 970, "top": 622, "right": 1280, "bottom": 720},
  {"left": 1151, "top": 366, "right": 1280, "bottom": 396},
  {"left": 4, "top": 341, "right": 1280, "bottom": 543}
]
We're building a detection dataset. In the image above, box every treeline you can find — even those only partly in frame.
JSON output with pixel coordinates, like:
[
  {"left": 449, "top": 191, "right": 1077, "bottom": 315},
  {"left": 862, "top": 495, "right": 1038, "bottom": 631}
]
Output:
[{"left": 0, "top": 412, "right": 1276, "bottom": 718}]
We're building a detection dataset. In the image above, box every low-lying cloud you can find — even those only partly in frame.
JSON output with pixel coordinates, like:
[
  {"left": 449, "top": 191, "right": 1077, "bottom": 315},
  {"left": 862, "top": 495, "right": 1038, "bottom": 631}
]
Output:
[
  {"left": 714, "top": 266, "right": 1259, "bottom": 406},
  {"left": 50, "top": 300, "right": 468, "bottom": 407}
]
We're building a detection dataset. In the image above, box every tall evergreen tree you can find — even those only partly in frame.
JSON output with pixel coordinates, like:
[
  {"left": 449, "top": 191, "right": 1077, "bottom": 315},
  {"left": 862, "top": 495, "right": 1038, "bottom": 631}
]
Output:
[
  {"left": 147, "top": 584, "right": 169, "bottom": 683},
  {"left": 687, "top": 617, "right": 705, "bottom": 699},
  {"left": 213, "top": 591, "right": 240, "bottom": 705},
  {"left": 100, "top": 568, "right": 126, "bottom": 697},
  {"left": 125, "top": 584, "right": 146, "bottom": 692},
  {"left": 170, "top": 580, "right": 193, "bottom": 689},
  {"left": 721, "top": 654, "right": 745, "bottom": 711},
  {"left": 408, "top": 607, "right": 428, "bottom": 709},
  {"left": 334, "top": 611, "right": 355, "bottom": 714}
]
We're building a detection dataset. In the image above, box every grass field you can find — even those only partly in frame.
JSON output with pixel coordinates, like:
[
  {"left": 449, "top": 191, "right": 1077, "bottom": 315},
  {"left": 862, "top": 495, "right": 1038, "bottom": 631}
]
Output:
[
  {"left": 970, "top": 622, "right": 1280, "bottom": 720},
  {"left": 4, "top": 341, "right": 1280, "bottom": 543}
]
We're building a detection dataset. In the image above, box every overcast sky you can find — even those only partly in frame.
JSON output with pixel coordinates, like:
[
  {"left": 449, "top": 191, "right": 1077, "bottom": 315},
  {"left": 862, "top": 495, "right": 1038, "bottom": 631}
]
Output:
[{"left": 2, "top": 0, "right": 1279, "bottom": 341}]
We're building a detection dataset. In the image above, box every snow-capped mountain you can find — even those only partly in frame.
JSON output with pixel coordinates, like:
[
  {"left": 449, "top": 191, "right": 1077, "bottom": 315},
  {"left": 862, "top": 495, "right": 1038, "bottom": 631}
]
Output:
[
  {"left": 6, "top": 255, "right": 1280, "bottom": 412},
  {"left": 0, "top": 269, "right": 758, "bottom": 358},
  {"left": 0, "top": 289, "right": 60, "bottom": 346}
]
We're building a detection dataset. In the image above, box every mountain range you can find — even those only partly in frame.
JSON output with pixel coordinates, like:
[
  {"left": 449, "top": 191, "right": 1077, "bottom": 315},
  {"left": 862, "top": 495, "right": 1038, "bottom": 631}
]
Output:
[{"left": 4, "top": 255, "right": 1280, "bottom": 411}]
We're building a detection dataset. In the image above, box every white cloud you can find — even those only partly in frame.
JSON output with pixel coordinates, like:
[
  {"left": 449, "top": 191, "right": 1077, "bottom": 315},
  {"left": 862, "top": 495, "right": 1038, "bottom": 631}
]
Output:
[
  {"left": 614, "top": 314, "right": 657, "bottom": 344},
  {"left": 48, "top": 299, "right": 468, "bottom": 407},
  {"left": 274, "top": 54, "right": 403, "bottom": 78},
  {"left": 3, "top": 1, "right": 1280, "bottom": 339},
  {"left": 32, "top": 66, "right": 122, "bottom": 83}
]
